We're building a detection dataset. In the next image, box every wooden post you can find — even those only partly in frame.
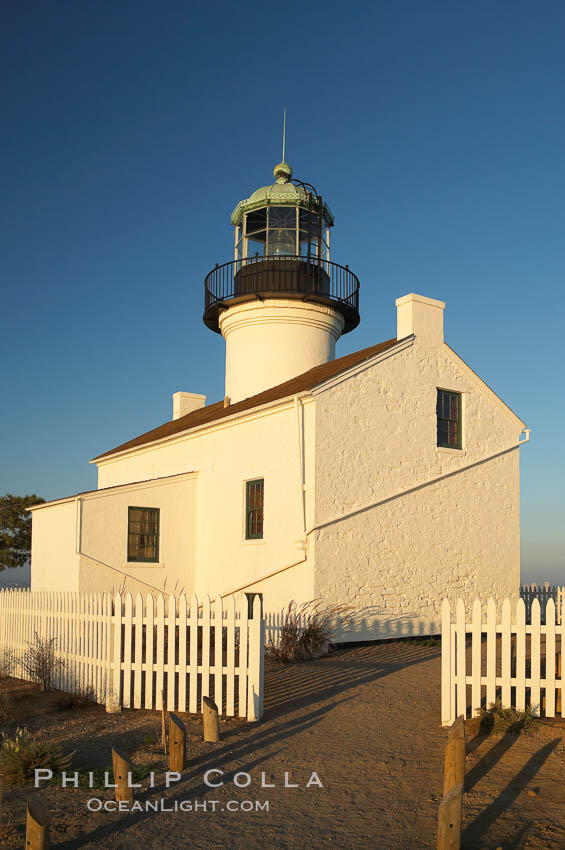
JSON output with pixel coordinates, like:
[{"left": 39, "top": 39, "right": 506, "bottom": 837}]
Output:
[
  {"left": 448, "top": 715, "right": 465, "bottom": 743},
  {"left": 203, "top": 695, "right": 220, "bottom": 742},
  {"left": 25, "top": 796, "right": 50, "bottom": 850},
  {"left": 111, "top": 746, "right": 134, "bottom": 805},
  {"left": 443, "top": 715, "right": 465, "bottom": 795},
  {"left": 168, "top": 712, "right": 186, "bottom": 772},
  {"left": 437, "top": 782, "right": 463, "bottom": 850}
]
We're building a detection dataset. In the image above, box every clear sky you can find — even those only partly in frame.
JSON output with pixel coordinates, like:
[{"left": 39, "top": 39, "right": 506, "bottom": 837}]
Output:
[{"left": 1, "top": 1, "right": 563, "bottom": 584}]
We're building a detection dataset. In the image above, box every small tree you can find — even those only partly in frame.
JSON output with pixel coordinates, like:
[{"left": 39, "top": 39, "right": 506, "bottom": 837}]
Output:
[
  {"left": 19, "top": 633, "right": 63, "bottom": 692},
  {"left": 0, "top": 494, "right": 44, "bottom": 571}
]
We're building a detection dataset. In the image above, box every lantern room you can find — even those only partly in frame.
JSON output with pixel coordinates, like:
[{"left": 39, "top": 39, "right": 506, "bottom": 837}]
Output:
[
  {"left": 203, "top": 161, "right": 360, "bottom": 336},
  {"left": 202, "top": 159, "right": 361, "bottom": 403},
  {"left": 232, "top": 161, "right": 333, "bottom": 261}
]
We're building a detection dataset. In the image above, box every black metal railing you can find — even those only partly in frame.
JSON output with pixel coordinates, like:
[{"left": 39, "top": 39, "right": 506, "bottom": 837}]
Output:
[{"left": 204, "top": 255, "right": 360, "bottom": 334}]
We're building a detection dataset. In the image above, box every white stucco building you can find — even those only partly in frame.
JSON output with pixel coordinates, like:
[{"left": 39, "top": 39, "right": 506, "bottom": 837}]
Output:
[{"left": 30, "top": 159, "right": 529, "bottom": 639}]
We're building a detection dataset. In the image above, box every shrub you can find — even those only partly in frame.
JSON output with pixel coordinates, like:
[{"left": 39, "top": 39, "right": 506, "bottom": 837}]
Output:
[
  {"left": 56, "top": 686, "right": 95, "bottom": 710},
  {"left": 0, "top": 727, "right": 73, "bottom": 786},
  {"left": 0, "top": 689, "right": 14, "bottom": 722},
  {"left": 479, "top": 698, "right": 539, "bottom": 734},
  {"left": 267, "top": 600, "right": 353, "bottom": 664},
  {"left": 0, "top": 649, "right": 13, "bottom": 679},
  {"left": 18, "top": 632, "right": 64, "bottom": 692}
]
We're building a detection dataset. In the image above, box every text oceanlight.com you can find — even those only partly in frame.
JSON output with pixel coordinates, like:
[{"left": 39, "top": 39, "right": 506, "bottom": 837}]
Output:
[{"left": 86, "top": 798, "right": 270, "bottom": 812}]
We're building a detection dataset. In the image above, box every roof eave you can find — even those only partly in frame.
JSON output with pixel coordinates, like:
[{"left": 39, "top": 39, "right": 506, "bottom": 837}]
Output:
[{"left": 91, "top": 390, "right": 313, "bottom": 465}]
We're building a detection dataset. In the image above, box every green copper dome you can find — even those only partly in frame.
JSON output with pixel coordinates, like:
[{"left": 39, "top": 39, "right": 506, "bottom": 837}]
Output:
[{"left": 230, "top": 161, "right": 334, "bottom": 227}]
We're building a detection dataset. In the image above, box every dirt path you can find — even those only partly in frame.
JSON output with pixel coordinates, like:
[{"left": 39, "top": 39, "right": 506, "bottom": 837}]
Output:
[{"left": 1, "top": 642, "right": 563, "bottom": 849}]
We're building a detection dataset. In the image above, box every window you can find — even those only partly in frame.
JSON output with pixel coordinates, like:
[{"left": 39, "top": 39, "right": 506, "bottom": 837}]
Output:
[
  {"left": 245, "top": 479, "right": 264, "bottom": 539},
  {"left": 245, "top": 592, "right": 263, "bottom": 619},
  {"left": 437, "top": 390, "right": 462, "bottom": 449},
  {"left": 127, "top": 507, "right": 160, "bottom": 562}
]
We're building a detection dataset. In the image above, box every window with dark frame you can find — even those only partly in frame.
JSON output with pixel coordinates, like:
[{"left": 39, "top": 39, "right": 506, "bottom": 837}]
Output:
[
  {"left": 437, "top": 389, "right": 462, "bottom": 449},
  {"left": 245, "top": 479, "right": 264, "bottom": 539},
  {"left": 127, "top": 507, "right": 160, "bottom": 563}
]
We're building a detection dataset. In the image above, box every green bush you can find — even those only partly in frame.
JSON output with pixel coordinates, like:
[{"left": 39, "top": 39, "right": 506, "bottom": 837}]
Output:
[
  {"left": 479, "top": 698, "right": 538, "bottom": 734},
  {"left": 0, "top": 727, "right": 73, "bottom": 786}
]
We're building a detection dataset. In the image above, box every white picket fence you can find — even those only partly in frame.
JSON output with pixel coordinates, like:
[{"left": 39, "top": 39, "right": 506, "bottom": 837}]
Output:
[
  {"left": 520, "top": 584, "right": 564, "bottom": 625},
  {"left": 441, "top": 597, "right": 563, "bottom": 726},
  {"left": 0, "top": 590, "right": 264, "bottom": 721}
]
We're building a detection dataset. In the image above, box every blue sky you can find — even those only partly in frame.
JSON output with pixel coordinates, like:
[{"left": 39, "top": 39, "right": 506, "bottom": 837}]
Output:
[{"left": 1, "top": 1, "right": 563, "bottom": 583}]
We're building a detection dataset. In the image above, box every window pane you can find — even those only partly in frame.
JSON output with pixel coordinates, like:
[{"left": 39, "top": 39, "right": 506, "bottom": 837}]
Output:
[
  {"left": 247, "top": 235, "right": 266, "bottom": 257},
  {"left": 246, "top": 479, "right": 264, "bottom": 539},
  {"left": 269, "top": 207, "right": 296, "bottom": 228},
  {"left": 299, "top": 210, "right": 320, "bottom": 233},
  {"left": 437, "top": 390, "right": 461, "bottom": 448},
  {"left": 128, "top": 507, "right": 159, "bottom": 562},
  {"left": 245, "top": 209, "right": 267, "bottom": 234}
]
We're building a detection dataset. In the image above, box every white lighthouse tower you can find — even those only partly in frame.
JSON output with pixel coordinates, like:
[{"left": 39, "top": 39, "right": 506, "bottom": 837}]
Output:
[{"left": 203, "top": 160, "right": 360, "bottom": 403}]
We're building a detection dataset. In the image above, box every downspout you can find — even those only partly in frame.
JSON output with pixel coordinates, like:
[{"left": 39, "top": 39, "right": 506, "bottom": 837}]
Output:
[
  {"left": 75, "top": 497, "right": 82, "bottom": 554},
  {"left": 211, "top": 397, "right": 309, "bottom": 604},
  {"left": 294, "top": 394, "right": 307, "bottom": 537}
]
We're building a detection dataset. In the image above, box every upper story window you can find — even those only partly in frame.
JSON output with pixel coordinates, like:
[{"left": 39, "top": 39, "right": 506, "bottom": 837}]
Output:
[
  {"left": 437, "top": 389, "right": 462, "bottom": 449},
  {"left": 245, "top": 479, "right": 264, "bottom": 539},
  {"left": 127, "top": 507, "right": 160, "bottom": 563}
]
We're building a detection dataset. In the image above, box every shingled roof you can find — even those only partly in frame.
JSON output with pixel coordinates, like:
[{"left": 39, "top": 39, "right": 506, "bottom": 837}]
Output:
[{"left": 93, "top": 337, "right": 398, "bottom": 461}]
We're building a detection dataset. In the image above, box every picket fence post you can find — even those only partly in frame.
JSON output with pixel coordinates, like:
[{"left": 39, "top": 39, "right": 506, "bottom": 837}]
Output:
[{"left": 441, "top": 594, "right": 563, "bottom": 724}]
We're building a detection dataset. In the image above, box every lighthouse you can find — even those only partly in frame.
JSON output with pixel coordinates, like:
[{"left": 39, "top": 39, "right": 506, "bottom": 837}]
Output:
[{"left": 203, "top": 160, "right": 360, "bottom": 403}]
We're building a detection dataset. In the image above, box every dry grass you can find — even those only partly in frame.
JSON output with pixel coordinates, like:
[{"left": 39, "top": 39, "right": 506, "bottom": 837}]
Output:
[{"left": 267, "top": 599, "right": 353, "bottom": 664}]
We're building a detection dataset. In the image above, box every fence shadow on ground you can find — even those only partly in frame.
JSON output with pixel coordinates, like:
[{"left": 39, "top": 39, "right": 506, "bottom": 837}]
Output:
[
  {"left": 263, "top": 641, "right": 440, "bottom": 720},
  {"left": 464, "top": 729, "right": 522, "bottom": 790},
  {"left": 461, "top": 737, "right": 560, "bottom": 849},
  {"left": 52, "top": 698, "right": 351, "bottom": 850}
]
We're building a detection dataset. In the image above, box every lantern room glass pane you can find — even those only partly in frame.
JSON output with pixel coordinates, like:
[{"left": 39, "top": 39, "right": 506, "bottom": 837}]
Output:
[
  {"left": 268, "top": 207, "right": 296, "bottom": 228},
  {"left": 245, "top": 209, "right": 267, "bottom": 236},
  {"left": 247, "top": 233, "right": 266, "bottom": 257},
  {"left": 299, "top": 209, "right": 321, "bottom": 234}
]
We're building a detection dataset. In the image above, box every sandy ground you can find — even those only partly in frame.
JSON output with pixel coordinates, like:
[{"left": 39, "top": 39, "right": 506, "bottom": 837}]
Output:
[{"left": 0, "top": 641, "right": 563, "bottom": 849}]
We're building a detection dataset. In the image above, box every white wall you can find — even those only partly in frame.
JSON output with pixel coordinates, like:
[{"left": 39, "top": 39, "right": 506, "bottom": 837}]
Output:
[
  {"left": 31, "top": 500, "right": 79, "bottom": 591},
  {"left": 95, "top": 400, "right": 317, "bottom": 619},
  {"left": 313, "top": 340, "right": 524, "bottom": 640},
  {"left": 31, "top": 475, "right": 197, "bottom": 597},
  {"left": 78, "top": 475, "right": 197, "bottom": 596},
  {"left": 219, "top": 299, "right": 344, "bottom": 403}
]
